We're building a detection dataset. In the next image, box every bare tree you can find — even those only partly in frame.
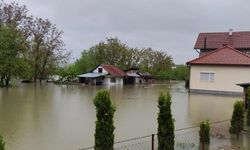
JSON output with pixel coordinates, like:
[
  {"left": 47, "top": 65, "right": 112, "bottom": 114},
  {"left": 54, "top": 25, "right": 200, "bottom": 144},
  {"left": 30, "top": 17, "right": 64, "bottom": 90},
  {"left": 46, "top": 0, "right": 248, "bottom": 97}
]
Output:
[{"left": 28, "top": 17, "right": 69, "bottom": 82}]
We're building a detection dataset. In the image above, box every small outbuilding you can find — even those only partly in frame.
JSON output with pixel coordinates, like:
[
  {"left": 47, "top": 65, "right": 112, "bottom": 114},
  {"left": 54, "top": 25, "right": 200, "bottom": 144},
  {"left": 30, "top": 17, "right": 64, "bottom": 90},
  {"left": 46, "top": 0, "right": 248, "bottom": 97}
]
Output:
[{"left": 124, "top": 68, "right": 153, "bottom": 84}]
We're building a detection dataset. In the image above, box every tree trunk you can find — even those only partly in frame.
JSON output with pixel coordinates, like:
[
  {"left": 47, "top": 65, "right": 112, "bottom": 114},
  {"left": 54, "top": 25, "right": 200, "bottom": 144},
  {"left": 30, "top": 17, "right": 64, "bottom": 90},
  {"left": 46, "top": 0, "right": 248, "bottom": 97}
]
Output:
[
  {"left": 3, "top": 75, "right": 10, "bottom": 86},
  {"left": 39, "top": 49, "right": 50, "bottom": 83},
  {"left": 0, "top": 76, "right": 3, "bottom": 86},
  {"left": 34, "top": 41, "right": 41, "bottom": 84}
]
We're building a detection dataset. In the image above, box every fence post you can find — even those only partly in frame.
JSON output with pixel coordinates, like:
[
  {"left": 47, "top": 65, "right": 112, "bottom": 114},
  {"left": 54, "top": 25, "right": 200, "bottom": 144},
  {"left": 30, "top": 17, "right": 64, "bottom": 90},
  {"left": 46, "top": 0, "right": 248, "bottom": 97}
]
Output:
[
  {"left": 202, "top": 130, "right": 205, "bottom": 150},
  {"left": 151, "top": 134, "right": 154, "bottom": 150}
]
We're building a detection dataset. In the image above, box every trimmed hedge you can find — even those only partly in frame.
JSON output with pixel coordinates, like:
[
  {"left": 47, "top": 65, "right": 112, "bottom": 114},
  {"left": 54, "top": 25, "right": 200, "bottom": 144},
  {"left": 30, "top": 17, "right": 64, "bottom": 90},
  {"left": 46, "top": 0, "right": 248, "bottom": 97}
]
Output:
[
  {"left": 230, "top": 101, "right": 244, "bottom": 134},
  {"left": 157, "top": 91, "right": 175, "bottom": 150},
  {"left": 199, "top": 120, "right": 210, "bottom": 144},
  {"left": 94, "top": 90, "right": 115, "bottom": 150}
]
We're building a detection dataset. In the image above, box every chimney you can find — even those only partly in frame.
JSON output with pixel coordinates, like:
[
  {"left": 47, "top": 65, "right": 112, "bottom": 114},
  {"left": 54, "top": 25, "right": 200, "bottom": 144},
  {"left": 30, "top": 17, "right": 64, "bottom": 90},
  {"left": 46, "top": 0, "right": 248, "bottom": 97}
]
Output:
[{"left": 229, "top": 29, "right": 233, "bottom": 36}]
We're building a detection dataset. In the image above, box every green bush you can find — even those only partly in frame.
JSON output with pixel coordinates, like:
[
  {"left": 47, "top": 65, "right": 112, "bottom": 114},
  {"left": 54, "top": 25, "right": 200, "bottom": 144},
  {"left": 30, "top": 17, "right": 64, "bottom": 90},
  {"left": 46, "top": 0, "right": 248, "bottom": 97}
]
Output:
[
  {"left": 94, "top": 90, "right": 115, "bottom": 150},
  {"left": 157, "top": 91, "right": 175, "bottom": 150},
  {"left": 247, "top": 87, "right": 250, "bottom": 126},
  {"left": 0, "top": 135, "right": 5, "bottom": 150},
  {"left": 230, "top": 101, "right": 244, "bottom": 134},
  {"left": 199, "top": 120, "right": 210, "bottom": 144}
]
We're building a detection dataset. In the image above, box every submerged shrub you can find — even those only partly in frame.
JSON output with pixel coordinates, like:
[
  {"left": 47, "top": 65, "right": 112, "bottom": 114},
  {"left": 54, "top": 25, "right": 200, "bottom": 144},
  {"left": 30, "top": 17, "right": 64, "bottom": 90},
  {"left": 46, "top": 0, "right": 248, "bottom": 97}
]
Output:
[
  {"left": 230, "top": 101, "right": 244, "bottom": 134},
  {"left": 0, "top": 135, "right": 5, "bottom": 150},
  {"left": 247, "top": 87, "right": 250, "bottom": 126},
  {"left": 157, "top": 91, "right": 175, "bottom": 150},
  {"left": 94, "top": 90, "right": 115, "bottom": 150},
  {"left": 199, "top": 120, "right": 210, "bottom": 144}
]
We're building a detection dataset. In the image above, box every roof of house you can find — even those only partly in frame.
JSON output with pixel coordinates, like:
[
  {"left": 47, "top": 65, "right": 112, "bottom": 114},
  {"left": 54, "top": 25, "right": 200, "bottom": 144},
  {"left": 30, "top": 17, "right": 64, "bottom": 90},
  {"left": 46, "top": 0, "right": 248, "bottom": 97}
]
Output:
[
  {"left": 194, "top": 31, "right": 250, "bottom": 49},
  {"left": 187, "top": 46, "right": 250, "bottom": 66},
  {"left": 100, "top": 64, "right": 127, "bottom": 77}
]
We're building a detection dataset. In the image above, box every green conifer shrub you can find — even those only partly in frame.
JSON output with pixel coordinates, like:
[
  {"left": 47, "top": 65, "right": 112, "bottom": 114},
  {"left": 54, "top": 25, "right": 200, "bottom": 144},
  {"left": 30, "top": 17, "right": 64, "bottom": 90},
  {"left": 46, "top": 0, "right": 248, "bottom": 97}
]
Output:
[
  {"left": 94, "top": 90, "right": 115, "bottom": 150},
  {"left": 199, "top": 120, "right": 210, "bottom": 144},
  {"left": 0, "top": 135, "right": 5, "bottom": 150},
  {"left": 157, "top": 92, "right": 175, "bottom": 150},
  {"left": 247, "top": 87, "right": 250, "bottom": 126},
  {"left": 230, "top": 101, "right": 244, "bottom": 134}
]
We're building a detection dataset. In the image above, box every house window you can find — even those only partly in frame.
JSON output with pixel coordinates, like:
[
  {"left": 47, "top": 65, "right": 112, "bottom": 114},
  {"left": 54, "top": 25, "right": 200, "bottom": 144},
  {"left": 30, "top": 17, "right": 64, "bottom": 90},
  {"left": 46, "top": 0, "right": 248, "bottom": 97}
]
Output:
[
  {"left": 200, "top": 72, "right": 215, "bottom": 82},
  {"left": 98, "top": 68, "right": 103, "bottom": 73},
  {"left": 110, "top": 77, "right": 116, "bottom": 83}
]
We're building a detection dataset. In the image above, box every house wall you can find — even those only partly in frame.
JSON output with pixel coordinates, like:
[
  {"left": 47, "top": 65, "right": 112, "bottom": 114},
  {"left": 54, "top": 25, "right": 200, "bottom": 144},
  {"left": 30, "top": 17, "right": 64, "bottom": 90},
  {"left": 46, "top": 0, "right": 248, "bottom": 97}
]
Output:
[
  {"left": 189, "top": 65, "right": 250, "bottom": 94},
  {"left": 102, "top": 77, "right": 123, "bottom": 85},
  {"left": 135, "top": 77, "right": 140, "bottom": 84}
]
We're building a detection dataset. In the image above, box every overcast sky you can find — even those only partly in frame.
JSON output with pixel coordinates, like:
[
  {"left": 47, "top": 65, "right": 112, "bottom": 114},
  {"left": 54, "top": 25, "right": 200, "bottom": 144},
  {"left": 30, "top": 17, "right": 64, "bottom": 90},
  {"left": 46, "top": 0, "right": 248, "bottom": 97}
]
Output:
[{"left": 7, "top": 0, "right": 250, "bottom": 64}]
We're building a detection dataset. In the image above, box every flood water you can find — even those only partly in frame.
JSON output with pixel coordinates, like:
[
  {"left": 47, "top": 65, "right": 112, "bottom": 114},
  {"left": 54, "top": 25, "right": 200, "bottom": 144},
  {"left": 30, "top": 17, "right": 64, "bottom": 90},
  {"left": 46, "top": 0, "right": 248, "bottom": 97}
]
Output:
[{"left": 0, "top": 81, "right": 240, "bottom": 150}]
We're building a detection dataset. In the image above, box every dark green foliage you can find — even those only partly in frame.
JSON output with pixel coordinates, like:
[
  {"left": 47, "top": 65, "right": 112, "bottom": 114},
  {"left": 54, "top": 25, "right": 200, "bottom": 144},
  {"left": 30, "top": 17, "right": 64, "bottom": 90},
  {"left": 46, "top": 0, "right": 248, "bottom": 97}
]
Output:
[
  {"left": 0, "top": 135, "right": 5, "bottom": 150},
  {"left": 247, "top": 87, "right": 250, "bottom": 126},
  {"left": 94, "top": 90, "right": 115, "bottom": 150},
  {"left": 155, "top": 65, "right": 189, "bottom": 81},
  {"left": 0, "top": 24, "right": 27, "bottom": 86},
  {"left": 65, "top": 37, "right": 173, "bottom": 78},
  {"left": 0, "top": 2, "right": 69, "bottom": 84},
  {"left": 230, "top": 101, "right": 244, "bottom": 134},
  {"left": 199, "top": 120, "right": 210, "bottom": 144},
  {"left": 157, "top": 92, "right": 175, "bottom": 150}
]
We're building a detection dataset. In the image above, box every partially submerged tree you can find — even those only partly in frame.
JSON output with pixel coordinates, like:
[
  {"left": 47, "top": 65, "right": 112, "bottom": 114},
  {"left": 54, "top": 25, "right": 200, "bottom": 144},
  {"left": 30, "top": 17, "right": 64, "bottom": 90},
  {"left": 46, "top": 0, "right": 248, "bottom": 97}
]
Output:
[
  {"left": 199, "top": 120, "right": 210, "bottom": 144},
  {"left": 157, "top": 91, "right": 175, "bottom": 150},
  {"left": 27, "top": 17, "right": 69, "bottom": 82},
  {"left": 0, "top": 135, "right": 5, "bottom": 150},
  {"left": 94, "top": 90, "right": 115, "bottom": 150},
  {"left": 0, "top": 1, "right": 70, "bottom": 85},
  {"left": 230, "top": 101, "right": 244, "bottom": 134},
  {"left": 247, "top": 87, "right": 250, "bottom": 126},
  {"left": 0, "top": 24, "right": 27, "bottom": 86}
]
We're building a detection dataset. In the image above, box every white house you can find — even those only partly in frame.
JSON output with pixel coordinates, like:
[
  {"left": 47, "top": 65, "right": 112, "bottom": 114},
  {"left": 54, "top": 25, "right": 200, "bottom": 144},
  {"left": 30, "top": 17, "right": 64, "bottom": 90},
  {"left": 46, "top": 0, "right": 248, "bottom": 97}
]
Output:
[
  {"left": 187, "top": 45, "right": 250, "bottom": 95},
  {"left": 78, "top": 64, "right": 126, "bottom": 85}
]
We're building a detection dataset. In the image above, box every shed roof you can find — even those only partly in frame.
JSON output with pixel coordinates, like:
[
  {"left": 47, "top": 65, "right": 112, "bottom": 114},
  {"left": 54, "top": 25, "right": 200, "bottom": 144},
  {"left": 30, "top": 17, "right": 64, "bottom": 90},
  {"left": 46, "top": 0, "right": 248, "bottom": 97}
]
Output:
[
  {"left": 101, "top": 64, "right": 126, "bottom": 77},
  {"left": 187, "top": 45, "right": 250, "bottom": 66},
  {"left": 127, "top": 73, "right": 140, "bottom": 77},
  {"left": 78, "top": 72, "right": 107, "bottom": 78},
  {"left": 194, "top": 31, "right": 250, "bottom": 49}
]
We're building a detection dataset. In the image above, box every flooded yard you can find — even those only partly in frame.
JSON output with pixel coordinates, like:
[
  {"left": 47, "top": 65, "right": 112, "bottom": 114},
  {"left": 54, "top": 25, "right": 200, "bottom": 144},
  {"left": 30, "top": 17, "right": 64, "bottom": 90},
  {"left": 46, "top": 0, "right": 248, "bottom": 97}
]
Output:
[{"left": 0, "top": 81, "right": 242, "bottom": 150}]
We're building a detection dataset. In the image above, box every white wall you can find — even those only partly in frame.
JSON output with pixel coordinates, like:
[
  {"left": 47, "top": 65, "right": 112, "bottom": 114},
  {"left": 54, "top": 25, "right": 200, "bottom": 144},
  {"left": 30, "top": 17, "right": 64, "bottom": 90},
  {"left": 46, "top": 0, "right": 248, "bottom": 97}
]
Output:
[
  {"left": 102, "top": 77, "right": 123, "bottom": 85},
  {"left": 190, "top": 65, "right": 250, "bottom": 93},
  {"left": 93, "top": 66, "right": 108, "bottom": 74}
]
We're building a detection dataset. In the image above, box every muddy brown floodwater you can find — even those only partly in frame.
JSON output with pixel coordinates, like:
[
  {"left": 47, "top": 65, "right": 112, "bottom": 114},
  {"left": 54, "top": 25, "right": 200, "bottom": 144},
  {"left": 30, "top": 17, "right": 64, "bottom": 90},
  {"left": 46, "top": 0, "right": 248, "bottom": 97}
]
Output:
[{"left": 0, "top": 81, "right": 240, "bottom": 150}]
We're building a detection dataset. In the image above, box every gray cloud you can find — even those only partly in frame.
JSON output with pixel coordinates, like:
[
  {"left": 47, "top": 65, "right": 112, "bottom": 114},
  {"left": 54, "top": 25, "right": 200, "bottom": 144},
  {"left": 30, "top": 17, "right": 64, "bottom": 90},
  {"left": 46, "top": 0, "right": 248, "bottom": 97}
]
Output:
[{"left": 8, "top": 0, "right": 250, "bottom": 63}]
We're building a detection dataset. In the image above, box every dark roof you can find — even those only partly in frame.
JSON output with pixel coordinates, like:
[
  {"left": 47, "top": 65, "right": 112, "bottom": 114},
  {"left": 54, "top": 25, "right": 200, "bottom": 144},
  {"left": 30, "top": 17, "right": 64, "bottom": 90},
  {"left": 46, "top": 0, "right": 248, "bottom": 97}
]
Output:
[
  {"left": 194, "top": 31, "right": 250, "bottom": 49},
  {"left": 137, "top": 71, "right": 152, "bottom": 78},
  {"left": 187, "top": 45, "right": 250, "bottom": 66},
  {"left": 237, "top": 83, "right": 250, "bottom": 88},
  {"left": 101, "top": 64, "right": 126, "bottom": 77}
]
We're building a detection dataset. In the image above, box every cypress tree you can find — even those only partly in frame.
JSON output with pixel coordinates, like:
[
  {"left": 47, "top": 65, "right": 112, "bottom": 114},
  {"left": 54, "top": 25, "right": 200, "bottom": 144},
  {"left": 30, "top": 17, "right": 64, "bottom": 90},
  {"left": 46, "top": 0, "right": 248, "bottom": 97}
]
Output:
[
  {"left": 247, "top": 87, "right": 250, "bottom": 126},
  {"left": 0, "top": 135, "right": 5, "bottom": 150},
  {"left": 157, "top": 92, "right": 175, "bottom": 150},
  {"left": 199, "top": 120, "right": 210, "bottom": 144},
  {"left": 230, "top": 101, "right": 244, "bottom": 134},
  {"left": 94, "top": 90, "right": 115, "bottom": 150}
]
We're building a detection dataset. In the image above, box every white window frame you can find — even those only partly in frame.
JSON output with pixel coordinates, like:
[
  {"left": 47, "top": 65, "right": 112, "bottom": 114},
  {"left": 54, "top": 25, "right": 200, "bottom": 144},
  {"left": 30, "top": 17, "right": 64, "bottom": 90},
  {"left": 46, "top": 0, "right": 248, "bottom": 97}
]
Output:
[{"left": 200, "top": 72, "right": 215, "bottom": 82}]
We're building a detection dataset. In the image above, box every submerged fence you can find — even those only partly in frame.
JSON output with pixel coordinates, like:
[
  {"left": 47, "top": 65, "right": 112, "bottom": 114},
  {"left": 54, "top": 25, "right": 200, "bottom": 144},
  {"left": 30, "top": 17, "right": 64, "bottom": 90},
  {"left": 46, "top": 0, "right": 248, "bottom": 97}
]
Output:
[{"left": 80, "top": 120, "right": 249, "bottom": 150}]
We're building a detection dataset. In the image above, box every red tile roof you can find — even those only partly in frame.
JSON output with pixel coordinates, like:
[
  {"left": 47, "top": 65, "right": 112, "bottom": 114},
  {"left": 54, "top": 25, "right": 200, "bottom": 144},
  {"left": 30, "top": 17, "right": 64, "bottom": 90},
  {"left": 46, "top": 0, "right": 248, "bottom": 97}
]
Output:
[
  {"left": 187, "top": 46, "right": 250, "bottom": 66},
  {"left": 194, "top": 31, "right": 250, "bottom": 49},
  {"left": 101, "top": 64, "right": 126, "bottom": 77}
]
